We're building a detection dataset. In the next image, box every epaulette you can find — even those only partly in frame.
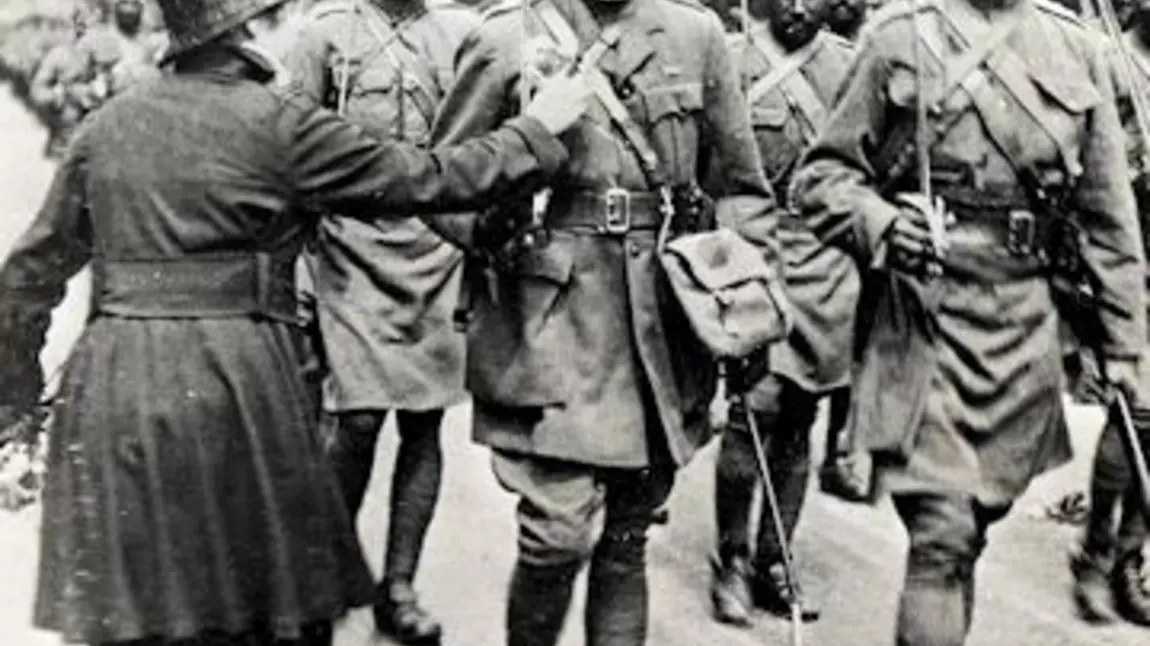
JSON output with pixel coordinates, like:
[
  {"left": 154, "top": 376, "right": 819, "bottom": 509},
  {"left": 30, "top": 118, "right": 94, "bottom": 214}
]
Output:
[{"left": 1034, "top": 0, "right": 1084, "bottom": 26}]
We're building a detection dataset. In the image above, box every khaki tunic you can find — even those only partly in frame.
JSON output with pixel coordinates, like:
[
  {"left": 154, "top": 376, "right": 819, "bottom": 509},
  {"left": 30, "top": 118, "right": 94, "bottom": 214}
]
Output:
[
  {"left": 791, "top": 0, "right": 1146, "bottom": 505},
  {"left": 732, "top": 29, "right": 861, "bottom": 396},
  {"left": 432, "top": 0, "right": 780, "bottom": 468},
  {"left": 288, "top": 0, "right": 479, "bottom": 411}
]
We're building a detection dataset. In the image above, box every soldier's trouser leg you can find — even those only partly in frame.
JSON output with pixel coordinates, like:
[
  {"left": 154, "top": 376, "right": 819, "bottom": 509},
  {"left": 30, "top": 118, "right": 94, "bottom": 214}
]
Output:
[
  {"left": 715, "top": 375, "right": 817, "bottom": 565},
  {"left": 384, "top": 409, "right": 445, "bottom": 584},
  {"left": 1083, "top": 406, "right": 1150, "bottom": 558},
  {"left": 586, "top": 467, "right": 674, "bottom": 646},
  {"left": 494, "top": 451, "right": 599, "bottom": 646},
  {"left": 493, "top": 450, "right": 673, "bottom": 646},
  {"left": 753, "top": 381, "right": 818, "bottom": 567},
  {"left": 892, "top": 493, "right": 1010, "bottom": 646},
  {"left": 326, "top": 410, "right": 387, "bottom": 515}
]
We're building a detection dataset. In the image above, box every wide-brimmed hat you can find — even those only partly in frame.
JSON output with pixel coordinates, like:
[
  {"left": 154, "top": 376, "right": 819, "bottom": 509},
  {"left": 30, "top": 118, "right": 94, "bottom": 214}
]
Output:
[{"left": 157, "top": 0, "right": 288, "bottom": 62}]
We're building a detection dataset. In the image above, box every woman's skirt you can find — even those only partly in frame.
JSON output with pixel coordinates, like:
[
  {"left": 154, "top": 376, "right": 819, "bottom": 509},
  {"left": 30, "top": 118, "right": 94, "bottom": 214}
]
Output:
[{"left": 33, "top": 316, "right": 374, "bottom": 644}]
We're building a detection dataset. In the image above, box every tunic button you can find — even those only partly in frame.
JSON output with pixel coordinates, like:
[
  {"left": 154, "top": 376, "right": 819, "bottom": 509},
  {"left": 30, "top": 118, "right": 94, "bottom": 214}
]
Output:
[{"left": 628, "top": 241, "right": 641, "bottom": 257}]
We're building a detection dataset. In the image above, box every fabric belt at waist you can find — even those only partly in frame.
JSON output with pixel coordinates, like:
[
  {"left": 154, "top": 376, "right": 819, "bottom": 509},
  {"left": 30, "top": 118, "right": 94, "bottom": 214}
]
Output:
[
  {"left": 547, "top": 189, "right": 665, "bottom": 234},
  {"left": 92, "top": 253, "right": 298, "bottom": 322}
]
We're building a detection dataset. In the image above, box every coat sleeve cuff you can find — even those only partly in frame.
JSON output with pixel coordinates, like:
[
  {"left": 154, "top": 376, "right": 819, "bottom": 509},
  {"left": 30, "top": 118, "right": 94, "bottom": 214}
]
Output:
[{"left": 504, "top": 116, "right": 569, "bottom": 177}]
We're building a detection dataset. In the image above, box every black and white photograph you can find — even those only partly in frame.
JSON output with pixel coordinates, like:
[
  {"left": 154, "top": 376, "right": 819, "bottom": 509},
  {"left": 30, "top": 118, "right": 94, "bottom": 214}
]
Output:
[{"left": 0, "top": 0, "right": 1147, "bottom": 644}]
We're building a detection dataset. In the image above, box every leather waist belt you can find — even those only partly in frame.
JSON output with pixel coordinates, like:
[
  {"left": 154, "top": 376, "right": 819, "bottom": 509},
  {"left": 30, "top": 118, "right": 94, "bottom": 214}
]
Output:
[
  {"left": 934, "top": 183, "right": 1031, "bottom": 211},
  {"left": 548, "top": 189, "right": 665, "bottom": 234},
  {"left": 92, "top": 253, "right": 298, "bottom": 323},
  {"left": 946, "top": 203, "right": 1052, "bottom": 258}
]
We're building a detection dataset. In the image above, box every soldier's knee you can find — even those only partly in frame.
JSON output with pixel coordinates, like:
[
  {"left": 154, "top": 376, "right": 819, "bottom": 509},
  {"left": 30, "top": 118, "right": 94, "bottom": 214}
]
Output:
[{"left": 516, "top": 508, "right": 597, "bottom": 567}]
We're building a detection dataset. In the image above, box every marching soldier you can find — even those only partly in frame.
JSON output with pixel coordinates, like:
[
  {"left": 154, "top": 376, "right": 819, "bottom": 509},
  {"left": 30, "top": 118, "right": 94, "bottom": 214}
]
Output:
[
  {"left": 285, "top": 0, "right": 479, "bottom": 642},
  {"left": 710, "top": 0, "right": 858, "bottom": 627},
  {"left": 0, "top": 0, "right": 594, "bottom": 643},
  {"left": 1071, "top": 0, "right": 1150, "bottom": 624},
  {"left": 29, "top": 10, "right": 96, "bottom": 159},
  {"left": 430, "top": 0, "right": 782, "bottom": 642},
  {"left": 790, "top": 0, "right": 1146, "bottom": 643}
]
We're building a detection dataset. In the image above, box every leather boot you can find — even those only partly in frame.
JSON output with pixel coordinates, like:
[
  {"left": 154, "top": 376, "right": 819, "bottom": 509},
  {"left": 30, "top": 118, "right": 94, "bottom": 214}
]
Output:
[
  {"left": 507, "top": 561, "right": 580, "bottom": 646},
  {"left": 1112, "top": 550, "right": 1150, "bottom": 625},
  {"left": 751, "top": 561, "right": 820, "bottom": 622},
  {"left": 585, "top": 540, "right": 648, "bottom": 646},
  {"left": 373, "top": 579, "right": 442, "bottom": 645},
  {"left": 1070, "top": 547, "right": 1119, "bottom": 623},
  {"left": 710, "top": 554, "right": 753, "bottom": 627}
]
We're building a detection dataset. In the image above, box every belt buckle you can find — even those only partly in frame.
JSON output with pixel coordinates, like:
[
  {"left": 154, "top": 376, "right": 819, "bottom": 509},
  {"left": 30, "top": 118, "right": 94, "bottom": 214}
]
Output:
[
  {"left": 1007, "top": 209, "right": 1036, "bottom": 256},
  {"left": 603, "top": 188, "right": 632, "bottom": 235}
]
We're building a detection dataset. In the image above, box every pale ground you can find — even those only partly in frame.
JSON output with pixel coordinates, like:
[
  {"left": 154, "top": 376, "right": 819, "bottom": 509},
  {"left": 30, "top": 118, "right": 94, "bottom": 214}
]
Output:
[{"left": 0, "top": 85, "right": 1146, "bottom": 646}]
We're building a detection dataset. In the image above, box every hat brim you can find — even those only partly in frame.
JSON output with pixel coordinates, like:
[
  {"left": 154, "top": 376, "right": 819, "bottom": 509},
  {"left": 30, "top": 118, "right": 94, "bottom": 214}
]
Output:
[{"left": 159, "top": 0, "right": 288, "bottom": 65}]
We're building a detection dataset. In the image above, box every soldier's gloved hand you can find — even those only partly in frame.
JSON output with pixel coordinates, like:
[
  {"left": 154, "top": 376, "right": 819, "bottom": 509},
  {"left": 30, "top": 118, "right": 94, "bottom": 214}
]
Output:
[
  {"left": 524, "top": 70, "right": 593, "bottom": 135},
  {"left": 724, "top": 347, "right": 769, "bottom": 395},
  {"left": 1104, "top": 358, "right": 1140, "bottom": 404}
]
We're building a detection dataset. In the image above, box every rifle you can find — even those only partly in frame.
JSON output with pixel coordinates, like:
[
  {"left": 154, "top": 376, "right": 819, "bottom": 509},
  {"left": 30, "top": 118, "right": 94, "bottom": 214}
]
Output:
[
  {"left": 907, "top": 0, "right": 947, "bottom": 276},
  {"left": 1084, "top": 0, "right": 1150, "bottom": 525}
]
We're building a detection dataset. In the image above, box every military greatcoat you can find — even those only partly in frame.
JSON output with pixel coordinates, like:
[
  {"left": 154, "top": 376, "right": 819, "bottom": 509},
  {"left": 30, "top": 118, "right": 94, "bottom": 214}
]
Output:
[
  {"left": 731, "top": 28, "right": 861, "bottom": 396},
  {"left": 432, "top": 0, "right": 780, "bottom": 468},
  {"left": 288, "top": 0, "right": 478, "bottom": 412},
  {"left": 791, "top": 0, "right": 1146, "bottom": 505}
]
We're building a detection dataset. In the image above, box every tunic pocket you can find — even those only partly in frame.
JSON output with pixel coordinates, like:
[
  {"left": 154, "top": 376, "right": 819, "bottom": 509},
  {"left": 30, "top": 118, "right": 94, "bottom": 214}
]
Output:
[
  {"left": 1027, "top": 70, "right": 1100, "bottom": 174},
  {"left": 512, "top": 243, "right": 575, "bottom": 339},
  {"left": 643, "top": 82, "right": 705, "bottom": 122}
]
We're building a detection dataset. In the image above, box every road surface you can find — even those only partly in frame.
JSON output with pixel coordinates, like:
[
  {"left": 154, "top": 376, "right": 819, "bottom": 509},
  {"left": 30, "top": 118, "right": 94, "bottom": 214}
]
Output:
[{"left": 0, "top": 83, "right": 1145, "bottom": 646}]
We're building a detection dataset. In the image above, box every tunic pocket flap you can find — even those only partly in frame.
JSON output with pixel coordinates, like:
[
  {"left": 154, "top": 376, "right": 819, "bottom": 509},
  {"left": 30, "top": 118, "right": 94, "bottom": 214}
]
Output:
[
  {"left": 643, "top": 82, "right": 704, "bottom": 121},
  {"left": 514, "top": 244, "right": 575, "bottom": 285},
  {"left": 1029, "top": 71, "right": 1101, "bottom": 114}
]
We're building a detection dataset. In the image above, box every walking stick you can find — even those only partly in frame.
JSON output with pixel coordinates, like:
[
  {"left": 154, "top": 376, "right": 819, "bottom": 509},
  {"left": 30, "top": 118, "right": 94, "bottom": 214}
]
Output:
[
  {"left": 1105, "top": 381, "right": 1150, "bottom": 525},
  {"left": 737, "top": 395, "right": 806, "bottom": 646}
]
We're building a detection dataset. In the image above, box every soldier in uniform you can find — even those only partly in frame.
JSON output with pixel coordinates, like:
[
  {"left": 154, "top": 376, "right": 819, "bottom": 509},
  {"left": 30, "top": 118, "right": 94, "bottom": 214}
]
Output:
[
  {"left": 823, "top": 0, "right": 869, "bottom": 40},
  {"left": 1071, "top": 0, "right": 1150, "bottom": 625},
  {"left": 0, "top": 0, "right": 594, "bottom": 643},
  {"left": 790, "top": 0, "right": 1146, "bottom": 643},
  {"left": 710, "top": 0, "right": 858, "bottom": 627},
  {"left": 430, "top": 0, "right": 781, "bottom": 642},
  {"left": 29, "top": 10, "right": 96, "bottom": 159},
  {"left": 284, "top": 0, "right": 479, "bottom": 642},
  {"left": 79, "top": 0, "right": 167, "bottom": 105}
]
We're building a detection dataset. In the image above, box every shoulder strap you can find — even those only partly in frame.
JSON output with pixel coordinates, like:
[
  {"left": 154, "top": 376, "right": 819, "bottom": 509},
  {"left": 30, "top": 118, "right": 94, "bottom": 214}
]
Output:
[
  {"left": 533, "top": 0, "right": 668, "bottom": 187},
  {"left": 745, "top": 34, "right": 828, "bottom": 138},
  {"left": 938, "top": 0, "right": 1081, "bottom": 180},
  {"left": 876, "top": 3, "right": 1029, "bottom": 190},
  {"left": 351, "top": 0, "right": 440, "bottom": 128}
]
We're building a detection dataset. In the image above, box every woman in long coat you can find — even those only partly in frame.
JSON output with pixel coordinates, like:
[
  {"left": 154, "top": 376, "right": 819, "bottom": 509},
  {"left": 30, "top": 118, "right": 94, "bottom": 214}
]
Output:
[{"left": 0, "top": 0, "right": 587, "bottom": 644}]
